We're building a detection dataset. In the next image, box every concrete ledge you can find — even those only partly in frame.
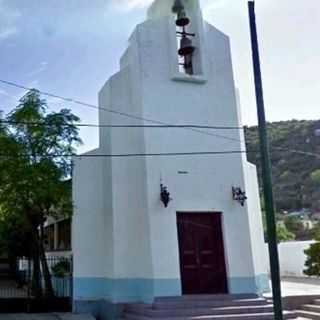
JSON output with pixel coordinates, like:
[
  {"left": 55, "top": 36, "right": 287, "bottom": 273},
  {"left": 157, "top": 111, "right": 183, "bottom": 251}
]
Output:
[
  {"left": 282, "top": 295, "right": 320, "bottom": 311},
  {"left": 55, "top": 314, "right": 96, "bottom": 320}
]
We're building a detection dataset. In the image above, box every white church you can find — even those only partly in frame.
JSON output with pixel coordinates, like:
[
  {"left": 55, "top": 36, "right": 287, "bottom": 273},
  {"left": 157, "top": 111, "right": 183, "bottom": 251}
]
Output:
[{"left": 72, "top": 0, "right": 269, "bottom": 319}]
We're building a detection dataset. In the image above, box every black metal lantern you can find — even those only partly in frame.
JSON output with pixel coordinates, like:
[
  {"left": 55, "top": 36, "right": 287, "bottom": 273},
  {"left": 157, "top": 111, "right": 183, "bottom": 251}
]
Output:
[
  {"left": 232, "top": 187, "right": 248, "bottom": 207},
  {"left": 160, "top": 183, "right": 172, "bottom": 208}
]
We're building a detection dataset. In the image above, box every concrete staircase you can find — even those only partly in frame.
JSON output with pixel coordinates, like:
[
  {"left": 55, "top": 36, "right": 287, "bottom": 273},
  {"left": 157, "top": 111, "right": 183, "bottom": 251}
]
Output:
[
  {"left": 122, "top": 294, "right": 297, "bottom": 320},
  {"left": 297, "top": 299, "right": 320, "bottom": 319}
]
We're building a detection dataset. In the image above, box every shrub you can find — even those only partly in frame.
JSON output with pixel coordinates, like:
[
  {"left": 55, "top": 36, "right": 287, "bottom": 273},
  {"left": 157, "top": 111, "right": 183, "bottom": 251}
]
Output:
[
  {"left": 51, "top": 258, "right": 71, "bottom": 278},
  {"left": 304, "top": 240, "right": 320, "bottom": 277}
]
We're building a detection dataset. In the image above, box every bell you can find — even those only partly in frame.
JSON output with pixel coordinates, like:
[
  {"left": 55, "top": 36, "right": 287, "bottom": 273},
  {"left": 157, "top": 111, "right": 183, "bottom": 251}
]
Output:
[
  {"left": 176, "top": 9, "right": 190, "bottom": 27},
  {"left": 172, "top": 0, "right": 184, "bottom": 14},
  {"left": 178, "top": 36, "right": 195, "bottom": 56},
  {"left": 183, "top": 54, "right": 193, "bottom": 75}
]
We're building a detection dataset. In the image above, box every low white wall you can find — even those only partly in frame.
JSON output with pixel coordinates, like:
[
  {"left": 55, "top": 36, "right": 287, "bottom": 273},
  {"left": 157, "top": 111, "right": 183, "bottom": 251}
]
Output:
[
  {"left": 45, "top": 251, "right": 72, "bottom": 259},
  {"left": 265, "top": 241, "right": 315, "bottom": 277}
]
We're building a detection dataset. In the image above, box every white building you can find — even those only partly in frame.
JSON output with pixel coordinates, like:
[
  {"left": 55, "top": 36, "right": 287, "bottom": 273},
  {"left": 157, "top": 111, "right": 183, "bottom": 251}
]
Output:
[{"left": 72, "top": 0, "right": 269, "bottom": 319}]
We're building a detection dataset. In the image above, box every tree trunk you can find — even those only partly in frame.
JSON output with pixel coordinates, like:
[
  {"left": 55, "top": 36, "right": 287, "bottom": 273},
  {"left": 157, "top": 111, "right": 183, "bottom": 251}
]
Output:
[
  {"left": 39, "top": 222, "right": 55, "bottom": 298},
  {"left": 31, "top": 229, "right": 42, "bottom": 298}
]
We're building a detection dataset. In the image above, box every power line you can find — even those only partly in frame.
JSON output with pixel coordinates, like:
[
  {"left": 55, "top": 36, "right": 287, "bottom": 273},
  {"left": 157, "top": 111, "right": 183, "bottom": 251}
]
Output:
[
  {"left": 2, "top": 80, "right": 319, "bottom": 160},
  {"left": 0, "top": 150, "right": 252, "bottom": 159},
  {"left": 0, "top": 79, "right": 243, "bottom": 143},
  {"left": 0, "top": 120, "right": 243, "bottom": 130},
  {"left": 1, "top": 121, "right": 319, "bottom": 159},
  {"left": 1, "top": 147, "right": 318, "bottom": 159}
]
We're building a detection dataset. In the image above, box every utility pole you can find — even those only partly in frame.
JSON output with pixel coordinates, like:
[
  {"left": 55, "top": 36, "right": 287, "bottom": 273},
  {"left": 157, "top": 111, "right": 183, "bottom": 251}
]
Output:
[{"left": 248, "top": 2, "right": 283, "bottom": 320}]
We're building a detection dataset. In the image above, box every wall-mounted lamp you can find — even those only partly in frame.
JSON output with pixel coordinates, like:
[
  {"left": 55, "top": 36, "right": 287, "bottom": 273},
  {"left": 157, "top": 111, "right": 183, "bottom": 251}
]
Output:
[
  {"left": 160, "top": 183, "right": 172, "bottom": 208},
  {"left": 232, "top": 187, "right": 247, "bottom": 207}
]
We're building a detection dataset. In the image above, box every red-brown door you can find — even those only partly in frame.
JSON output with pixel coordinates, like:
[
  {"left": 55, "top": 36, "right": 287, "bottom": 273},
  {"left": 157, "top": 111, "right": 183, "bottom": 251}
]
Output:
[{"left": 177, "top": 212, "right": 228, "bottom": 294}]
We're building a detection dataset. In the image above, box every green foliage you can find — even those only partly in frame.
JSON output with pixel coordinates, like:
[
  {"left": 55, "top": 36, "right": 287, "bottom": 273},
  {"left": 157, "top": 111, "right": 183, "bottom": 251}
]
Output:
[
  {"left": 0, "top": 89, "right": 81, "bottom": 296},
  {"left": 311, "top": 222, "right": 320, "bottom": 240},
  {"left": 260, "top": 202, "right": 293, "bottom": 242},
  {"left": 311, "top": 170, "right": 320, "bottom": 186},
  {"left": 245, "top": 120, "right": 320, "bottom": 212},
  {"left": 0, "top": 89, "right": 81, "bottom": 223},
  {"left": 51, "top": 259, "right": 71, "bottom": 278},
  {"left": 0, "top": 206, "right": 33, "bottom": 257},
  {"left": 283, "top": 216, "right": 313, "bottom": 241},
  {"left": 276, "top": 223, "right": 296, "bottom": 242},
  {"left": 304, "top": 240, "right": 320, "bottom": 277}
]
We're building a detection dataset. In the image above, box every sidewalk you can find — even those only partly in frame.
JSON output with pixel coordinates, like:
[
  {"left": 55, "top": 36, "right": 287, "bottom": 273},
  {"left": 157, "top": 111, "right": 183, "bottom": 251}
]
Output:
[{"left": 265, "top": 277, "right": 320, "bottom": 297}]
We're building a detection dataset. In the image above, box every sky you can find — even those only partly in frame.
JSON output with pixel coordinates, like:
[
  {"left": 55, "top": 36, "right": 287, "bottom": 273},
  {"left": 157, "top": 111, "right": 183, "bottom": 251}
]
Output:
[{"left": 0, "top": 0, "right": 319, "bottom": 153}]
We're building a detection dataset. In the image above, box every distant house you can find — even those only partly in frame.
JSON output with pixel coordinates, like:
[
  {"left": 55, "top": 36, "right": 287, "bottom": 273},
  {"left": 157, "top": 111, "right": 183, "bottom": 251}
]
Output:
[{"left": 43, "top": 217, "right": 72, "bottom": 257}]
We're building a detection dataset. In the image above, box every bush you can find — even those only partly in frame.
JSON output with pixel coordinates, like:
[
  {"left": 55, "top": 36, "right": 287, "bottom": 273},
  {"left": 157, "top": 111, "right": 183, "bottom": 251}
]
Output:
[
  {"left": 51, "top": 259, "right": 71, "bottom": 278},
  {"left": 304, "top": 240, "right": 320, "bottom": 277},
  {"left": 311, "top": 170, "right": 320, "bottom": 186}
]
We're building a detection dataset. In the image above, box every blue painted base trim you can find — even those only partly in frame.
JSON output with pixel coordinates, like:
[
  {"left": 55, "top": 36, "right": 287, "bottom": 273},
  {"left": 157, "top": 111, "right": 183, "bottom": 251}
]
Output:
[
  {"left": 73, "top": 275, "right": 270, "bottom": 319},
  {"left": 73, "top": 277, "right": 181, "bottom": 303},
  {"left": 229, "top": 274, "right": 270, "bottom": 295}
]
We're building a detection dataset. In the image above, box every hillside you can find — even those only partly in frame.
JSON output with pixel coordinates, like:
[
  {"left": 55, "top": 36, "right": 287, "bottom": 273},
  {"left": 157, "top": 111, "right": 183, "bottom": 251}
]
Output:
[{"left": 245, "top": 120, "right": 320, "bottom": 213}]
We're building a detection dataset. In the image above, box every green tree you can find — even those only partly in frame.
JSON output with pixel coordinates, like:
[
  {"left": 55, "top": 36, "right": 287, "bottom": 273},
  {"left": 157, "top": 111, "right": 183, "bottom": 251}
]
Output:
[
  {"left": 245, "top": 120, "right": 320, "bottom": 212},
  {"left": 0, "top": 90, "right": 81, "bottom": 297},
  {"left": 304, "top": 235, "right": 320, "bottom": 277},
  {"left": 311, "top": 222, "right": 320, "bottom": 240},
  {"left": 276, "top": 223, "right": 296, "bottom": 242},
  {"left": 260, "top": 201, "right": 292, "bottom": 242},
  {"left": 283, "top": 216, "right": 310, "bottom": 240},
  {"left": 311, "top": 170, "right": 320, "bottom": 186}
]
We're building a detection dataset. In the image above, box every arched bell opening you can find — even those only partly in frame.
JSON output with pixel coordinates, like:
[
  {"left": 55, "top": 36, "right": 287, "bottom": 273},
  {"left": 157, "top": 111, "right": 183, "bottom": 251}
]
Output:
[{"left": 172, "top": 0, "right": 196, "bottom": 75}]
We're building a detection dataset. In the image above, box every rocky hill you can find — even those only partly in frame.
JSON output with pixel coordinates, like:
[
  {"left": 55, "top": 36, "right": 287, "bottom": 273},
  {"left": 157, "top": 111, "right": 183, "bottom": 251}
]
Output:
[{"left": 245, "top": 120, "right": 320, "bottom": 213}]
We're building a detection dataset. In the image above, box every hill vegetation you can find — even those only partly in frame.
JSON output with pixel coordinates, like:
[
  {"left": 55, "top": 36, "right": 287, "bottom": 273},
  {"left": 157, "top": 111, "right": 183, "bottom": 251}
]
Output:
[{"left": 245, "top": 120, "right": 320, "bottom": 214}]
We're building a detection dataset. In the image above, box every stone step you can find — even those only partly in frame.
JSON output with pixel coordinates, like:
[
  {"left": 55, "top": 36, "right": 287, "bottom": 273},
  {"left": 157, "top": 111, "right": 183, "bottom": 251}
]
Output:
[
  {"left": 154, "top": 294, "right": 259, "bottom": 303},
  {"left": 296, "top": 310, "right": 320, "bottom": 320},
  {"left": 302, "top": 305, "right": 320, "bottom": 313},
  {"left": 153, "top": 298, "right": 268, "bottom": 309},
  {"left": 127, "top": 305, "right": 275, "bottom": 317},
  {"left": 314, "top": 300, "right": 320, "bottom": 306},
  {"left": 54, "top": 313, "right": 97, "bottom": 320},
  {"left": 124, "top": 311, "right": 296, "bottom": 320}
]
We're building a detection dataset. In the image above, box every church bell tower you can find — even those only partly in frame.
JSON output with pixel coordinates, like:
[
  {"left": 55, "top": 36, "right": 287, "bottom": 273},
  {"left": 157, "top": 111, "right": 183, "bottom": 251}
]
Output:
[{"left": 72, "top": 1, "right": 269, "bottom": 319}]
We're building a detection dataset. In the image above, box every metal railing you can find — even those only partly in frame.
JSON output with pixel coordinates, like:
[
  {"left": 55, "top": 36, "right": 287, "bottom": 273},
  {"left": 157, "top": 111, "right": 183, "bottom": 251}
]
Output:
[{"left": 13, "top": 256, "right": 73, "bottom": 299}]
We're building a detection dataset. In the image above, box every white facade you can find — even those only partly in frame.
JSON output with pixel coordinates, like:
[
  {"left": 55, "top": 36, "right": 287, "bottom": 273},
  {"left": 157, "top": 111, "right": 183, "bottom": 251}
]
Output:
[{"left": 72, "top": 0, "right": 268, "bottom": 318}]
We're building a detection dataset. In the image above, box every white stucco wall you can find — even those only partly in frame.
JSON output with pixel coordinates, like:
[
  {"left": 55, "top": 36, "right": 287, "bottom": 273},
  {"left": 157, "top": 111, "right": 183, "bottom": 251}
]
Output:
[
  {"left": 72, "top": 149, "right": 111, "bottom": 279},
  {"left": 265, "top": 241, "right": 315, "bottom": 278},
  {"left": 245, "top": 163, "right": 269, "bottom": 277}
]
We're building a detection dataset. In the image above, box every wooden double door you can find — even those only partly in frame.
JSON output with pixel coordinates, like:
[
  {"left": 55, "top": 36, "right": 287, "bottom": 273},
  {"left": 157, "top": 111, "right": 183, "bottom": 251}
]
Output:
[{"left": 177, "top": 212, "right": 228, "bottom": 294}]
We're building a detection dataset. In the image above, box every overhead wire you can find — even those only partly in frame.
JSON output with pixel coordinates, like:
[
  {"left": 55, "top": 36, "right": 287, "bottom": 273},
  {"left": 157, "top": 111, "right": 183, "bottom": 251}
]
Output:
[
  {"left": 0, "top": 79, "right": 243, "bottom": 143},
  {"left": 0, "top": 119, "right": 243, "bottom": 130},
  {"left": 1, "top": 80, "right": 319, "bottom": 159},
  {"left": 0, "top": 150, "right": 252, "bottom": 159}
]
